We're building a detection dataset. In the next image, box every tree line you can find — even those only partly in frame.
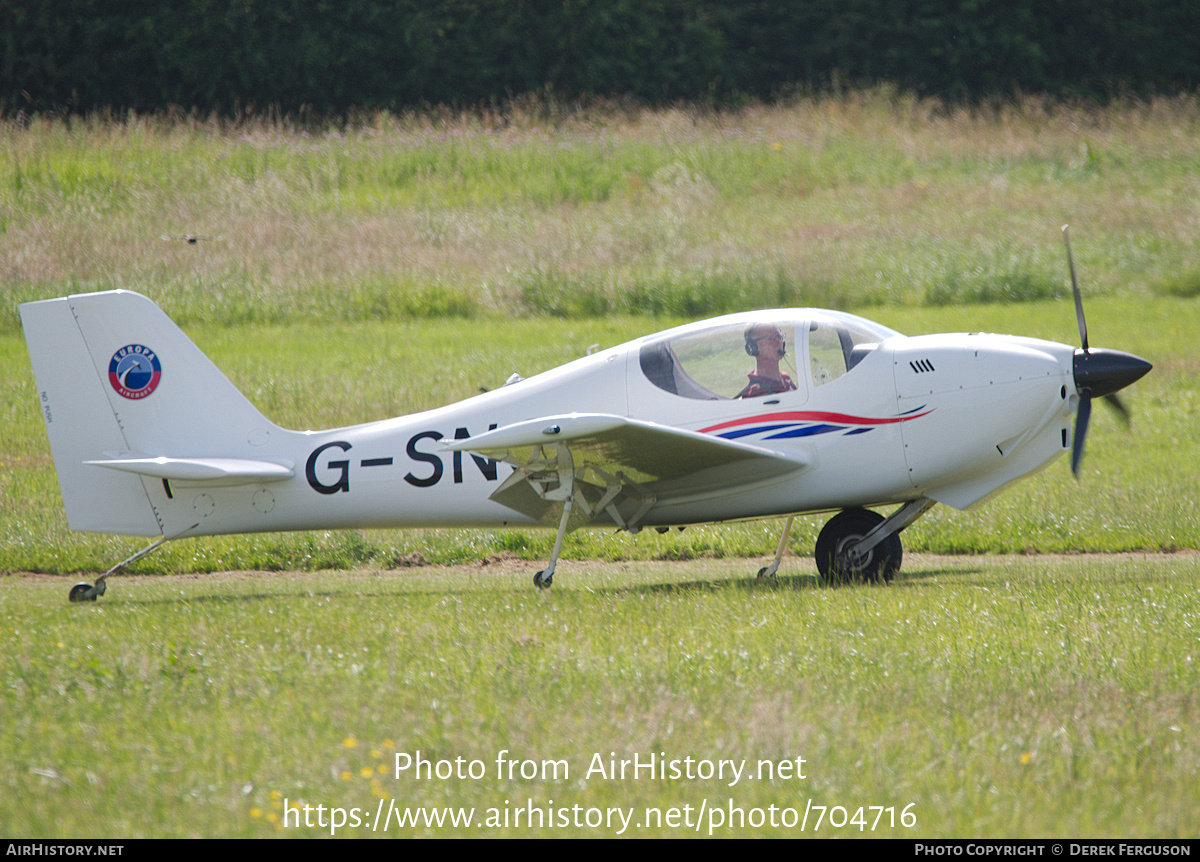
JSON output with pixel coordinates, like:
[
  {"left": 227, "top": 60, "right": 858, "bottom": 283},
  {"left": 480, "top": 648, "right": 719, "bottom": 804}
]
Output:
[{"left": 4, "top": 0, "right": 1197, "bottom": 115}]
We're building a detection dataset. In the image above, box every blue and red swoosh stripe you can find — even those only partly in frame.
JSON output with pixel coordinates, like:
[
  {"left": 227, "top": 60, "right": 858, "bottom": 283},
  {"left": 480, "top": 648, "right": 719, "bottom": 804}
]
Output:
[{"left": 701, "top": 407, "right": 932, "bottom": 441}]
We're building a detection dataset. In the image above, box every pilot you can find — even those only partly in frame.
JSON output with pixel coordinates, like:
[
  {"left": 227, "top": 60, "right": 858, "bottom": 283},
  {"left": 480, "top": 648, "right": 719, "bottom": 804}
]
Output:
[{"left": 738, "top": 323, "right": 797, "bottom": 398}]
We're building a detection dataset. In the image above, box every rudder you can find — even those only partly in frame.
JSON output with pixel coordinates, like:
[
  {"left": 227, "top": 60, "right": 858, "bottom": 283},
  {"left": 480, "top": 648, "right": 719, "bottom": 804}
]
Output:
[{"left": 20, "top": 290, "right": 282, "bottom": 537}]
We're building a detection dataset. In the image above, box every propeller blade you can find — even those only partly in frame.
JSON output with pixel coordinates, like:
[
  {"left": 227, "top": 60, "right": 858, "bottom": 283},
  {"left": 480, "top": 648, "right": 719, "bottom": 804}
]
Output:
[
  {"left": 1062, "top": 226, "right": 1151, "bottom": 479},
  {"left": 1071, "top": 389, "right": 1092, "bottom": 477},
  {"left": 1104, "top": 392, "right": 1132, "bottom": 426},
  {"left": 1063, "top": 225, "right": 1089, "bottom": 352}
]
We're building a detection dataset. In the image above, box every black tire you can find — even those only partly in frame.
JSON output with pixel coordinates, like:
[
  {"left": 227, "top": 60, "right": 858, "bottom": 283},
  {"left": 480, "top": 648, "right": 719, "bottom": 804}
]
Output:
[
  {"left": 68, "top": 582, "right": 96, "bottom": 602},
  {"left": 815, "top": 508, "right": 902, "bottom": 584}
]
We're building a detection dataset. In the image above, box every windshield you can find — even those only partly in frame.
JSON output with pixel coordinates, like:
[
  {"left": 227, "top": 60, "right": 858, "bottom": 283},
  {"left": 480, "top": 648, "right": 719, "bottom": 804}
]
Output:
[
  {"left": 807, "top": 315, "right": 894, "bottom": 387},
  {"left": 639, "top": 312, "right": 896, "bottom": 400},
  {"left": 639, "top": 320, "right": 802, "bottom": 400}
]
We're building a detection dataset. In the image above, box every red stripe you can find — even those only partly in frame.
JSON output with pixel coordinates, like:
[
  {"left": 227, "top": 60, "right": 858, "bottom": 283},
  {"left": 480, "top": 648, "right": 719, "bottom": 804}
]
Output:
[{"left": 700, "top": 409, "right": 931, "bottom": 434}]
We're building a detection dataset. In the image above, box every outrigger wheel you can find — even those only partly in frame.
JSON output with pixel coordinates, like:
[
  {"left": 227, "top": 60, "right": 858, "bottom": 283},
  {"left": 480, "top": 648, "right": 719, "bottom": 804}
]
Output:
[
  {"left": 533, "top": 570, "right": 553, "bottom": 589},
  {"left": 815, "top": 508, "right": 902, "bottom": 584}
]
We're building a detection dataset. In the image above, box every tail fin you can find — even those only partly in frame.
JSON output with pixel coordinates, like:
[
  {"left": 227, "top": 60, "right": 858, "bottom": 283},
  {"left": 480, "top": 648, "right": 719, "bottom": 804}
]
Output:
[{"left": 20, "top": 290, "right": 286, "bottom": 537}]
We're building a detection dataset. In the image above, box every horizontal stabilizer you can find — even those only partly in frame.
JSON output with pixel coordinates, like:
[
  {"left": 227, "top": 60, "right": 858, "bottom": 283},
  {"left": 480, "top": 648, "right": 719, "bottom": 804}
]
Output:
[{"left": 85, "top": 454, "right": 295, "bottom": 484}]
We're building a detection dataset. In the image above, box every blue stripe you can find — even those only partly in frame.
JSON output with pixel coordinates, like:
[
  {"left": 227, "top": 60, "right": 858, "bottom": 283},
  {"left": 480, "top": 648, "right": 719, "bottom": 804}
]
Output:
[
  {"left": 767, "top": 424, "right": 845, "bottom": 439},
  {"left": 718, "top": 423, "right": 802, "bottom": 440}
]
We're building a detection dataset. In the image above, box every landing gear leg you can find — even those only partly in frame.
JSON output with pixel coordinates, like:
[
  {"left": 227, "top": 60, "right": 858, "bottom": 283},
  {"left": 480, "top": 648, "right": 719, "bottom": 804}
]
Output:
[
  {"left": 757, "top": 515, "right": 796, "bottom": 580},
  {"left": 534, "top": 494, "right": 574, "bottom": 590},
  {"left": 68, "top": 536, "right": 170, "bottom": 603}
]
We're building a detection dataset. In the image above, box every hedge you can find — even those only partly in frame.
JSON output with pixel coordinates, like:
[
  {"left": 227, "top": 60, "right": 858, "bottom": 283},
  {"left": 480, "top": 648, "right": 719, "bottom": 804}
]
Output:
[{"left": 3, "top": 0, "right": 1198, "bottom": 115}]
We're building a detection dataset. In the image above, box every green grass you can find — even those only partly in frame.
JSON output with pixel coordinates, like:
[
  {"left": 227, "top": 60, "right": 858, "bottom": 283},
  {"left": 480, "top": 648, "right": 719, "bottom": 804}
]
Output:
[
  {"left": 2, "top": 95, "right": 1198, "bottom": 838},
  {"left": 2, "top": 96, "right": 1195, "bottom": 567},
  {"left": 4, "top": 93, "right": 1200, "bottom": 331},
  {"left": 2, "top": 295, "right": 1195, "bottom": 575},
  {"left": 2, "top": 554, "right": 1197, "bottom": 837}
]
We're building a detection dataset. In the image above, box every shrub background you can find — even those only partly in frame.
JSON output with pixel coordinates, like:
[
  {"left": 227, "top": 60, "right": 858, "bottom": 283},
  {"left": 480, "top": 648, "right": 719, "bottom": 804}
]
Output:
[{"left": 4, "top": 0, "right": 1200, "bottom": 115}]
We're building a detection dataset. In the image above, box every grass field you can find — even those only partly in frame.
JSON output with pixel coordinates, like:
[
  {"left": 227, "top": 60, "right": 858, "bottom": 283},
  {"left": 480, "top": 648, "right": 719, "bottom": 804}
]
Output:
[
  {"left": 2, "top": 94, "right": 1198, "bottom": 838},
  {"left": 2, "top": 554, "right": 1198, "bottom": 838},
  {"left": 2, "top": 296, "right": 1195, "bottom": 575}
]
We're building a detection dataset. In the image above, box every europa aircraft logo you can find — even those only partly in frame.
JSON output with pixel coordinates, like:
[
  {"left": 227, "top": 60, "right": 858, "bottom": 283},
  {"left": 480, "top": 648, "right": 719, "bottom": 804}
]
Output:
[{"left": 108, "top": 344, "right": 161, "bottom": 399}]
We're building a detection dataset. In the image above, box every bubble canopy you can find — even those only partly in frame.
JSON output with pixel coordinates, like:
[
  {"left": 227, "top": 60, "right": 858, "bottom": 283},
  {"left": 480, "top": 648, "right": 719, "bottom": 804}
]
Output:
[{"left": 638, "top": 311, "right": 901, "bottom": 400}]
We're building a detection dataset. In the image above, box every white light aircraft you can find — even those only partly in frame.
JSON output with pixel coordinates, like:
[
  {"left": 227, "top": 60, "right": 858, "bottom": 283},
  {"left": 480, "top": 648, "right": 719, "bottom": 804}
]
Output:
[{"left": 20, "top": 230, "right": 1150, "bottom": 602}]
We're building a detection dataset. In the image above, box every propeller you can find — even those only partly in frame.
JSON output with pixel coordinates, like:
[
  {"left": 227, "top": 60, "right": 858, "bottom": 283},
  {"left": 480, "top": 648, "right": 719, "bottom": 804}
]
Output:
[{"left": 1063, "top": 225, "right": 1152, "bottom": 476}]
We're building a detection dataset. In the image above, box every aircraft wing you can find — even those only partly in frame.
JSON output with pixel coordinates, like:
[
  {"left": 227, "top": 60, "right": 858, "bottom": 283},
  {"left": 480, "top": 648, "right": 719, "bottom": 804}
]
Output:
[{"left": 443, "top": 413, "right": 811, "bottom": 527}]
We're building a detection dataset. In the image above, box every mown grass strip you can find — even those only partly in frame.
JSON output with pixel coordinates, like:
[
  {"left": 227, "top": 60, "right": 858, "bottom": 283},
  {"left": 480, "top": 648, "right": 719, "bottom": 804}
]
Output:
[{"left": 2, "top": 554, "right": 1196, "bottom": 837}]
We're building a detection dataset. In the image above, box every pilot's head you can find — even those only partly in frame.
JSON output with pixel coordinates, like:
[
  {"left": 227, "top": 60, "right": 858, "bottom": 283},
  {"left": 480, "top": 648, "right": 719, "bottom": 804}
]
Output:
[{"left": 744, "top": 323, "right": 786, "bottom": 358}]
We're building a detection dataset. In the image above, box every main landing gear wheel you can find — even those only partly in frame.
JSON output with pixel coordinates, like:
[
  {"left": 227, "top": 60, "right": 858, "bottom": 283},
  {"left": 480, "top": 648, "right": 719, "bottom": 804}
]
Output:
[
  {"left": 533, "top": 570, "right": 554, "bottom": 589},
  {"left": 815, "top": 508, "right": 902, "bottom": 585},
  {"left": 69, "top": 582, "right": 98, "bottom": 602}
]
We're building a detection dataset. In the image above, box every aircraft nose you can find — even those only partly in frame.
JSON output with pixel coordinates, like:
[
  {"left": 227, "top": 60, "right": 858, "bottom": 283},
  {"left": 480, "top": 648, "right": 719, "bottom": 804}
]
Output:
[{"left": 1073, "top": 348, "right": 1152, "bottom": 398}]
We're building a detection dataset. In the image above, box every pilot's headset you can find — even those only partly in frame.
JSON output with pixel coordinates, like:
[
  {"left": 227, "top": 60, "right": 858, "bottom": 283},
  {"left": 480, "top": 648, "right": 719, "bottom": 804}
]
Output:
[{"left": 744, "top": 323, "right": 786, "bottom": 357}]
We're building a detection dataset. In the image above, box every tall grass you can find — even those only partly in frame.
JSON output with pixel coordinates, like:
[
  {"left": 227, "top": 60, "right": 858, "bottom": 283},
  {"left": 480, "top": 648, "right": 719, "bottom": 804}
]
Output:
[
  {"left": 4, "top": 92, "right": 1200, "bottom": 333},
  {"left": 2, "top": 94, "right": 1197, "bottom": 841},
  {"left": 2, "top": 93, "right": 1195, "bottom": 573}
]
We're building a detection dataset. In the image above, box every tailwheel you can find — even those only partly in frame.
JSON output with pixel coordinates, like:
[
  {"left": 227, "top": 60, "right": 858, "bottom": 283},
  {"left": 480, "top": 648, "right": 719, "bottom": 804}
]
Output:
[
  {"left": 815, "top": 508, "right": 902, "bottom": 585},
  {"left": 533, "top": 570, "right": 554, "bottom": 589},
  {"left": 63, "top": 535, "right": 171, "bottom": 604}
]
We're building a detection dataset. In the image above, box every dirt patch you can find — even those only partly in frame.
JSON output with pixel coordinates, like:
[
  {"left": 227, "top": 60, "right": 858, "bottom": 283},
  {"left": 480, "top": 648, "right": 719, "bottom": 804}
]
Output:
[{"left": 5, "top": 550, "right": 1197, "bottom": 589}]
